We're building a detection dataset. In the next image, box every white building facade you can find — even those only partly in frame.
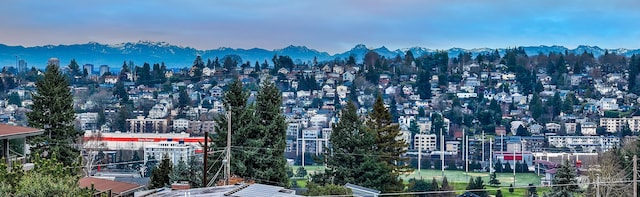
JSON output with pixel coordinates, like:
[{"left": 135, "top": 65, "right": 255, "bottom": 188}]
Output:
[{"left": 143, "top": 141, "right": 195, "bottom": 166}]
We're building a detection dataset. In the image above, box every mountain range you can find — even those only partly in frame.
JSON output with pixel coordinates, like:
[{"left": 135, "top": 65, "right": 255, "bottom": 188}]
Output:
[{"left": 2, "top": 41, "right": 640, "bottom": 69}]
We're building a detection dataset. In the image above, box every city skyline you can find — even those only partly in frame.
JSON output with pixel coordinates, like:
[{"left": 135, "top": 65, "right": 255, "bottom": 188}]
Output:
[{"left": 1, "top": 0, "right": 640, "bottom": 54}]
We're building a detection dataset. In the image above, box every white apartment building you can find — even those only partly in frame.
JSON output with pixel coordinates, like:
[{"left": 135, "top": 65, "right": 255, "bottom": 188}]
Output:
[
  {"left": 547, "top": 136, "right": 619, "bottom": 152},
  {"left": 414, "top": 134, "right": 437, "bottom": 151},
  {"left": 144, "top": 141, "right": 195, "bottom": 166},
  {"left": 172, "top": 119, "right": 189, "bottom": 131},
  {"left": 76, "top": 112, "right": 99, "bottom": 130},
  {"left": 600, "top": 116, "right": 640, "bottom": 133}
]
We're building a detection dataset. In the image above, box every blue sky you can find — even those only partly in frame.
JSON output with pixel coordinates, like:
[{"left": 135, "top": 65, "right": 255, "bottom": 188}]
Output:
[{"left": 1, "top": 0, "right": 639, "bottom": 54}]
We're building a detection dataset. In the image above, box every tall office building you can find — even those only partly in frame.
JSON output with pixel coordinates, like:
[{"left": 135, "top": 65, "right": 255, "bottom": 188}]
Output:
[
  {"left": 83, "top": 64, "right": 94, "bottom": 76},
  {"left": 18, "top": 59, "right": 27, "bottom": 73},
  {"left": 47, "top": 57, "right": 60, "bottom": 67},
  {"left": 99, "top": 65, "right": 110, "bottom": 77}
]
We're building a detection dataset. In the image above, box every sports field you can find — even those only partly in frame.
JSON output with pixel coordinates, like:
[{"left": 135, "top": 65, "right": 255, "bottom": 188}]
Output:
[
  {"left": 294, "top": 166, "right": 543, "bottom": 187},
  {"left": 403, "top": 169, "right": 543, "bottom": 187},
  {"left": 293, "top": 166, "right": 546, "bottom": 196}
]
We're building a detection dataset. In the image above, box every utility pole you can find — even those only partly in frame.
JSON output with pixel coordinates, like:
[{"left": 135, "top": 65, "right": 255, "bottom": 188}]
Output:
[
  {"left": 465, "top": 135, "right": 469, "bottom": 174},
  {"left": 481, "top": 130, "right": 485, "bottom": 165},
  {"left": 596, "top": 175, "right": 600, "bottom": 197},
  {"left": 225, "top": 111, "right": 231, "bottom": 185},
  {"left": 489, "top": 138, "right": 493, "bottom": 173},
  {"left": 462, "top": 126, "right": 465, "bottom": 174},
  {"left": 203, "top": 131, "right": 208, "bottom": 186},
  {"left": 441, "top": 128, "right": 444, "bottom": 178},
  {"left": 634, "top": 155, "right": 637, "bottom": 197},
  {"left": 418, "top": 135, "right": 421, "bottom": 177},
  {"left": 513, "top": 145, "right": 516, "bottom": 186},
  {"left": 501, "top": 134, "right": 504, "bottom": 152},
  {"left": 302, "top": 130, "right": 306, "bottom": 167}
]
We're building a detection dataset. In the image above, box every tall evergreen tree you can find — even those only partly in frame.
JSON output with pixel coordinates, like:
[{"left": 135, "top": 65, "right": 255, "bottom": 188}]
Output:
[
  {"left": 548, "top": 161, "right": 579, "bottom": 196},
  {"left": 250, "top": 78, "right": 289, "bottom": 186},
  {"left": 314, "top": 101, "right": 395, "bottom": 192},
  {"left": 549, "top": 92, "right": 562, "bottom": 118},
  {"left": 212, "top": 79, "right": 252, "bottom": 180},
  {"left": 187, "top": 156, "right": 203, "bottom": 188},
  {"left": 529, "top": 92, "right": 543, "bottom": 121},
  {"left": 169, "top": 159, "right": 189, "bottom": 183},
  {"left": 149, "top": 156, "right": 173, "bottom": 189},
  {"left": 368, "top": 94, "right": 410, "bottom": 168},
  {"left": 27, "top": 63, "right": 79, "bottom": 167},
  {"left": 366, "top": 94, "right": 410, "bottom": 191},
  {"left": 68, "top": 59, "right": 81, "bottom": 77},
  {"left": 177, "top": 87, "right": 190, "bottom": 109}
]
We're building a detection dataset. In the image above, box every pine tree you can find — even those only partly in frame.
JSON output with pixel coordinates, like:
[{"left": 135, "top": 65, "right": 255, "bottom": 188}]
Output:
[
  {"left": 169, "top": 159, "right": 189, "bottom": 183},
  {"left": 366, "top": 94, "right": 410, "bottom": 192},
  {"left": 251, "top": 78, "right": 289, "bottom": 186},
  {"left": 494, "top": 160, "right": 504, "bottom": 173},
  {"left": 529, "top": 92, "right": 543, "bottom": 121},
  {"left": 489, "top": 172, "right": 501, "bottom": 186},
  {"left": 431, "top": 177, "right": 440, "bottom": 193},
  {"left": 186, "top": 156, "right": 203, "bottom": 188},
  {"left": 113, "top": 81, "right": 129, "bottom": 102},
  {"left": 504, "top": 162, "right": 513, "bottom": 173},
  {"left": 368, "top": 95, "right": 410, "bottom": 165},
  {"left": 314, "top": 101, "right": 371, "bottom": 184},
  {"left": 548, "top": 161, "right": 579, "bottom": 196},
  {"left": 212, "top": 79, "right": 253, "bottom": 181},
  {"left": 495, "top": 190, "right": 503, "bottom": 197},
  {"left": 441, "top": 176, "right": 454, "bottom": 197},
  {"left": 466, "top": 177, "right": 488, "bottom": 197},
  {"left": 549, "top": 92, "right": 562, "bottom": 118},
  {"left": 408, "top": 178, "right": 433, "bottom": 197},
  {"left": 295, "top": 166, "right": 307, "bottom": 178},
  {"left": 149, "top": 156, "right": 173, "bottom": 189},
  {"left": 177, "top": 87, "right": 190, "bottom": 109},
  {"left": 27, "top": 63, "right": 80, "bottom": 167},
  {"left": 68, "top": 59, "right": 81, "bottom": 77}
]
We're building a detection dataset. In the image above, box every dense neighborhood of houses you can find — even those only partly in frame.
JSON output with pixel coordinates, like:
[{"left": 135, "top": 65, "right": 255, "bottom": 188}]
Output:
[{"left": 1, "top": 48, "right": 640, "bottom": 195}]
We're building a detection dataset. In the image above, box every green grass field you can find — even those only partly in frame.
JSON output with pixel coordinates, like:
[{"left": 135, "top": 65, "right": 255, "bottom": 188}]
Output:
[
  {"left": 403, "top": 169, "right": 543, "bottom": 187},
  {"left": 293, "top": 166, "right": 547, "bottom": 196}
]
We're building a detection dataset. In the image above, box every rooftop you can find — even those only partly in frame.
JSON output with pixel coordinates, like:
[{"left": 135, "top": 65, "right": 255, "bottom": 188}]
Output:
[
  {"left": 78, "top": 177, "right": 144, "bottom": 196},
  {"left": 0, "top": 124, "right": 43, "bottom": 140}
]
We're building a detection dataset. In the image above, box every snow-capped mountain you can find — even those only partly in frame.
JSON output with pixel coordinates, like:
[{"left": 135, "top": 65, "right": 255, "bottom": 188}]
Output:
[{"left": 1, "top": 41, "right": 640, "bottom": 69}]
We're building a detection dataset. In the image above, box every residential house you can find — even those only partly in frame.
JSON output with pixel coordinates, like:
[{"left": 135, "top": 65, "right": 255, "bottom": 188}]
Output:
[
  {"left": 342, "top": 72, "right": 355, "bottom": 82},
  {"left": 581, "top": 122, "right": 597, "bottom": 135}
]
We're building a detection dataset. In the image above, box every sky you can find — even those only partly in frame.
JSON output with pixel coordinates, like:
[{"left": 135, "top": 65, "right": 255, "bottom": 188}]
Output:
[{"left": 1, "top": 0, "right": 640, "bottom": 54}]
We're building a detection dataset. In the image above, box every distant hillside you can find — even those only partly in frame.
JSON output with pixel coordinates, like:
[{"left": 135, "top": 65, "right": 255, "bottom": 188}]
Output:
[{"left": 1, "top": 41, "right": 639, "bottom": 69}]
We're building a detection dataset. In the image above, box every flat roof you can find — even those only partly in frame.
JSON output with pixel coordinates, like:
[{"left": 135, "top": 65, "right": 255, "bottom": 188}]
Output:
[{"left": 0, "top": 124, "right": 44, "bottom": 140}]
